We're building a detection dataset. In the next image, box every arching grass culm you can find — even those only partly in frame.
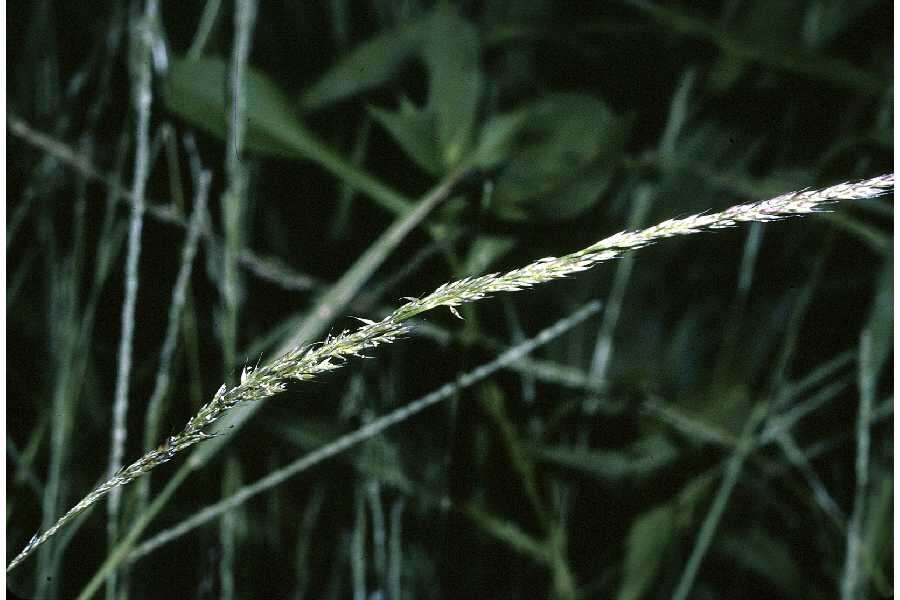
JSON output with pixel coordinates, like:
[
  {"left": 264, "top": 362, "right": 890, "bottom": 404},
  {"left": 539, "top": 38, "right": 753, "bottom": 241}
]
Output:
[
  {"left": 7, "top": 173, "right": 894, "bottom": 582},
  {"left": 7, "top": 2, "right": 893, "bottom": 599}
]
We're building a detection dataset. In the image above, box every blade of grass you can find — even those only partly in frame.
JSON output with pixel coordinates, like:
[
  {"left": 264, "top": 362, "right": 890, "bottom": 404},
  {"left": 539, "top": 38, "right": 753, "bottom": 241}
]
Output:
[
  {"left": 671, "top": 402, "right": 767, "bottom": 600},
  {"left": 624, "top": 0, "right": 886, "bottom": 95},
  {"left": 7, "top": 436, "right": 44, "bottom": 498},
  {"left": 75, "top": 464, "right": 192, "bottom": 600},
  {"left": 293, "top": 486, "right": 325, "bottom": 600},
  {"left": 366, "top": 481, "right": 387, "bottom": 591},
  {"left": 105, "top": 4, "right": 157, "bottom": 597},
  {"left": 387, "top": 499, "right": 405, "bottom": 600},
  {"left": 840, "top": 331, "right": 875, "bottom": 599},
  {"left": 6, "top": 114, "right": 323, "bottom": 294},
  {"left": 219, "top": 457, "right": 243, "bottom": 600},
  {"left": 589, "top": 183, "right": 652, "bottom": 379},
  {"left": 331, "top": 117, "right": 372, "bottom": 239},
  {"left": 774, "top": 430, "right": 846, "bottom": 528},
  {"left": 187, "top": 0, "right": 223, "bottom": 60},
  {"left": 10, "top": 175, "right": 892, "bottom": 575},
  {"left": 135, "top": 165, "right": 211, "bottom": 505},
  {"left": 125, "top": 301, "right": 601, "bottom": 561},
  {"left": 351, "top": 486, "right": 367, "bottom": 600},
  {"left": 69, "top": 166, "right": 467, "bottom": 590},
  {"left": 219, "top": 0, "right": 257, "bottom": 379}
]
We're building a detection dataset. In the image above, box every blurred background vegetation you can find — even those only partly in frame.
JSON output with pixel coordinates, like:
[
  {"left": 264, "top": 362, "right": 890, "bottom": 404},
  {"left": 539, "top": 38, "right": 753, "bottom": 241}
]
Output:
[{"left": 6, "top": 1, "right": 892, "bottom": 598}]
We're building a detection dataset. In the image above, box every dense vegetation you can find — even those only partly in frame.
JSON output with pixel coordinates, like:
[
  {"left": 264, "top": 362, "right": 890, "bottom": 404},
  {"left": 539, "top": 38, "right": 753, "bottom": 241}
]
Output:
[{"left": 7, "top": 1, "right": 892, "bottom": 598}]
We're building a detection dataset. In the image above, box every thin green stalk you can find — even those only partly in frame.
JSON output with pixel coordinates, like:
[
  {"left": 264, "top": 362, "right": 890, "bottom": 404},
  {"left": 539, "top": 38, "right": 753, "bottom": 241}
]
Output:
[
  {"left": 625, "top": 0, "right": 886, "bottom": 95},
  {"left": 776, "top": 349, "right": 855, "bottom": 408},
  {"left": 105, "top": 4, "right": 157, "bottom": 597},
  {"left": 761, "top": 376, "right": 852, "bottom": 444},
  {"left": 462, "top": 504, "right": 549, "bottom": 565},
  {"left": 159, "top": 129, "right": 207, "bottom": 410},
  {"left": 671, "top": 403, "right": 767, "bottom": 600},
  {"left": 840, "top": 331, "right": 875, "bottom": 599},
  {"left": 589, "top": 184, "right": 652, "bottom": 379},
  {"left": 8, "top": 174, "right": 893, "bottom": 575},
  {"left": 6, "top": 114, "right": 323, "bottom": 295},
  {"left": 34, "top": 93, "right": 107, "bottom": 600},
  {"left": 219, "top": 0, "right": 257, "bottom": 379},
  {"left": 70, "top": 167, "right": 466, "bottom": 592},
  {"left": 7, "top": 436, "right": 44, "bottom": 498},
  {"left": 775, "top": 430, "right": 846, "bottom": 528},
  {"left": 126, "top": 301, "right": 601, "bottom": 561},
  {"left": 387, "top": 499, "right": 405, "bottom": 600},
  {"left": 281, "top": 166, "right": 466, "bottom": 351},
  {"left": 768, "top": 236, "right": 831, "bottom": 403},
  {"left": 366, "top": 482, "right": 387, "bottom": 590},
  {"left": 291, "top": 130, "right": 412, "bottom": 216},
  {"left": 219, "top": 458, "right": 242, "bottom": 600},
  {"left": 293, "top": 486, "right": 325, "bottom": 600},
  {"left": 352, "top": 486, "right": 368, "bottom": 600},
  {"left": 331, "top": 117, "right": 372, "bottom": 239},
  {"left": 714, "top": 221, "right": 764, "bottom": 380},
  {"left": 7, "top": 187, "right": 37, "bottom": 249},
  {"left": 187, "top": 0, "right": 223, "bottom": 59},
  {"left": 76, "top": 466, "right": 192, "bottom": 600},
  {"left": 135, "top": 169, "right": 211, "bottom": 510}
]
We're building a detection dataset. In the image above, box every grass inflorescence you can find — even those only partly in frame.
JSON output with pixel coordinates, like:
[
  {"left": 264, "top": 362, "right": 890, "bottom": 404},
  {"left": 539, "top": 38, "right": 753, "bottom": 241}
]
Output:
[
  {"left": 7, "top": 2, "right": 893, "bottom": 599},
  {"left": 7, "top": 173, "right": 892, "bottom": 575}
]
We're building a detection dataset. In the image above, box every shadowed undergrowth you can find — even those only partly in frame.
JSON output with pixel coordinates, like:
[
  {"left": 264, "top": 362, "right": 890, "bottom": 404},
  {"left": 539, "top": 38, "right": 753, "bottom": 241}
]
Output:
[{"left": 6, "top": 1, "right": 893, "bottom": 599}]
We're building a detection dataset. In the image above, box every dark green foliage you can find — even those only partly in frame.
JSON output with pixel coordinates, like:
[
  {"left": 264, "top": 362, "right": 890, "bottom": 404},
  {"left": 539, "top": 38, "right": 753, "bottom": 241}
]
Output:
[{"left": 6, "top": 1, "right": 892, "bottom": 599}]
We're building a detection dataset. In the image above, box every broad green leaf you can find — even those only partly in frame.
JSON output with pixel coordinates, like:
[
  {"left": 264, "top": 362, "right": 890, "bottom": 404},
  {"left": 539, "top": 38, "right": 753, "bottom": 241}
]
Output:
[
  {"left": 422, "top": 5, "right": 483, "bottom": 167},
  {"left": 491, "top": 93, "right": 627, "bottom": 222},
  {"left": 617, "top": 503, "right": 675, "bottom": 600},
  {"left": 368, "top": 98, "right": 443, "bottom": 175},
  {"left": 300, "top": 17, "right": 429, "bottom": 112},
  {"left": 165, "top": 55, "right": 320, "bottom": 160}
]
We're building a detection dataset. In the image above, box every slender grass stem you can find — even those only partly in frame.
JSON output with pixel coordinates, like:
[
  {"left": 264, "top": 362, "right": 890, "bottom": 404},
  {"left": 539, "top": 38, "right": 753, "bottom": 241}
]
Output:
[
  {"left": 76, "top": 466, "right": 191, "bottom": 600},
  {"left": 281, "top": 166, "right": 467, "bottom": 351},
  {"left": 625, "top": 0, "right": 887, "bottom": 95},
  {"left": 72, "top": 167, "right": 468, "bottom": 590},
  {"left": 671, "top": 403, "right": 767, "bottom": 600},
  {"left": 219, "top": 0, "right": 257, "bottom": 379},
  {"left": 775, "top": 430, "right": 846, "bottom": 528},
  {"left": 135, "top": 168, "right": 211, "bottom": 515},
  {"left": 589, "top": 184, "right": 652, "bottom": 379},
  {"left": 6, "top": 114, "right": 322, "bottom": 293},
  {"left": 387, "top": 499, "right": 405, "bottom": 600},
  {"left": 351, "top": 486, "right": 367, "bottom": 600},
  {"left": 840, "top": 331, "right": 875, "bottom": 599},
  {"left": 7, "top": 174, "right": 893, "bottom": 575},
  {"left": 187, "top": 0, "right": 223, "bottom": 60},
  {"left": 104, "top": 3, "right": 157, "bottom": 597},
  {"left": 127, "top": 301, "right": 600, "bottom": 561}
]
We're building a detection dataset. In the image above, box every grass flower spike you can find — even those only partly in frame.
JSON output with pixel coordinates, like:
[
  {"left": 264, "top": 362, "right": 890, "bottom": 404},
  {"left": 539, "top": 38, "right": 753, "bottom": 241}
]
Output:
[{"left": 7, "top": 173, "right": 893, "bottom": 574}]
